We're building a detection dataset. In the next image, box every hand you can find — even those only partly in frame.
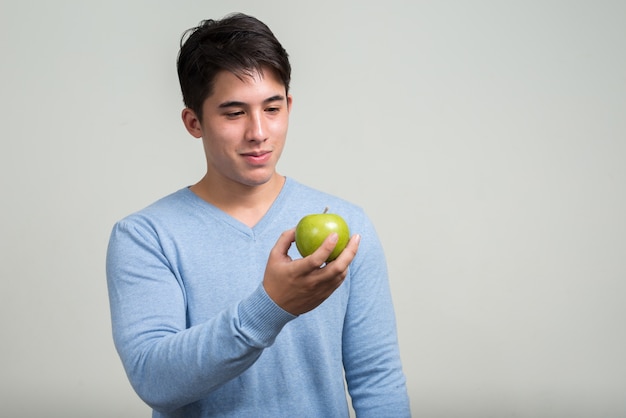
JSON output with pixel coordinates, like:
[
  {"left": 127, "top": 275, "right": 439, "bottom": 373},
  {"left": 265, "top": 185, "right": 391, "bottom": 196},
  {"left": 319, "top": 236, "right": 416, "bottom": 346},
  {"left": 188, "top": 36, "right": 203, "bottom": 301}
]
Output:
[{"left": 263, "top": 228, "right": 361, "bottom": 315}]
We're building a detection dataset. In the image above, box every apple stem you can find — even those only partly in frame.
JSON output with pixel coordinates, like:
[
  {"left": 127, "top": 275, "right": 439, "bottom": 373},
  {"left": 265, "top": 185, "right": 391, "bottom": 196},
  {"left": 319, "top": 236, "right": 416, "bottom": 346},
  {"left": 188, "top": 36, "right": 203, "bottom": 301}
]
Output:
[{"left": 323, "top": 206, "right": 329, "bottom": 214}]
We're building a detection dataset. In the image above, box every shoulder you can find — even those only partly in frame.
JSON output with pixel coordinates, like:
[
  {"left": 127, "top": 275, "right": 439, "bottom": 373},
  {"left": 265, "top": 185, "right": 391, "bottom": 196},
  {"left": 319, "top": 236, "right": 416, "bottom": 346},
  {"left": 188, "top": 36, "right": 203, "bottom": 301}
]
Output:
[
  {"left": 111, "top": 188, "right": 196, "bottom": 235},
  {"left": 285, "top": 178, "right": 363, "bottom": 214},
  {"left": 284, "top": 178, "right": 373, "bottom": 234}
]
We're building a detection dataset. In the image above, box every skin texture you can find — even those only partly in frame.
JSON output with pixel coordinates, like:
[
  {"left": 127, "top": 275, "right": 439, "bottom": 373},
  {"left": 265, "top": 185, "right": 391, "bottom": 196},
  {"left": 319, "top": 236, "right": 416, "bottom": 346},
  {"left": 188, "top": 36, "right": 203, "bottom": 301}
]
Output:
[
  {"left": 181, "top": 67, "right": 360, "bottom": 315},
  {"left": 182, "top": 68, "right": 290, "bottom": 226}
]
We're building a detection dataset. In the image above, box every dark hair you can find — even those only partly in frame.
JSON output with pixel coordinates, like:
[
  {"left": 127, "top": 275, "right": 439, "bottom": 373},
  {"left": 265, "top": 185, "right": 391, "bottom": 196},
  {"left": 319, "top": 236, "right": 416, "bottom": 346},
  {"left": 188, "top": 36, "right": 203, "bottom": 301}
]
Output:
[{"left": 177, "top": 13, "right": 291, "bottom": 121}]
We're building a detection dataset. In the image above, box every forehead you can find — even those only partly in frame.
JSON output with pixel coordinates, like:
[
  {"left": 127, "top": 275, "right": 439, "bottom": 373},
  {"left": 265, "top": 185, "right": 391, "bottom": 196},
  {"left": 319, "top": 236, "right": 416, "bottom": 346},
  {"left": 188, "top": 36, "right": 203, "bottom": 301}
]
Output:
[{"left": 209, "top": 68, "right": 286, "bottom": 102}]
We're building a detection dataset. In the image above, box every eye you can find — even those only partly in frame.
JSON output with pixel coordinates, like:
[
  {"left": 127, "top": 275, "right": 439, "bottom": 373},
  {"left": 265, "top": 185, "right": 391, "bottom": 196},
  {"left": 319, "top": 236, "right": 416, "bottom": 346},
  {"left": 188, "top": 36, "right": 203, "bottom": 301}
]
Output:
[
  {"left": 266, "top": 106, "right": 280, "bottom": 114},
  {"left": 225, "top": 110, "right": 245, "bottom": 118}
]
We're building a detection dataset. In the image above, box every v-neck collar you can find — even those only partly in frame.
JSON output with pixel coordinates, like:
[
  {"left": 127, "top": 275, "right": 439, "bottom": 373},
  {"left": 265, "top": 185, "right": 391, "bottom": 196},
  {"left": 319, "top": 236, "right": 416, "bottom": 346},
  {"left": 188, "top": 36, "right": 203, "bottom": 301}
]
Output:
[{"left": 181, "top": 177, "right": 293, "bottom": 239}]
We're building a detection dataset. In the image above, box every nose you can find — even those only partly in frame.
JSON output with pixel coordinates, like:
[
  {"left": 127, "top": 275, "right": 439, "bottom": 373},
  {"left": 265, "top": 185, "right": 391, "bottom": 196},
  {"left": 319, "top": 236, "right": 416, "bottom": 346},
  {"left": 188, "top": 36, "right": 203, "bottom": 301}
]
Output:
[{"left": 244, "top": 111, "right": 268, "bottom": 143}]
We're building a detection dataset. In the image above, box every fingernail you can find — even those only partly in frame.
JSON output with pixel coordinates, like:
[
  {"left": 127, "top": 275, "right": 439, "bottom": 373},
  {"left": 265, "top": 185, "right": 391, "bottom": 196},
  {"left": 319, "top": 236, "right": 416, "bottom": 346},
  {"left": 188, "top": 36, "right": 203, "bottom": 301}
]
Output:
[{"left": 328, "top": 233, "right": 338, "bottom": 243}]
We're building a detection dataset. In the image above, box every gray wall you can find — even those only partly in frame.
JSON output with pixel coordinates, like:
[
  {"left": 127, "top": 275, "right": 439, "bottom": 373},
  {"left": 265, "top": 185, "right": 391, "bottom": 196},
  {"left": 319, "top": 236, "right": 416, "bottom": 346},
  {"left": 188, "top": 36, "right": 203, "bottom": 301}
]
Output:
[{"left": 1, "top": 1, "right": 625, "bottom": 416}]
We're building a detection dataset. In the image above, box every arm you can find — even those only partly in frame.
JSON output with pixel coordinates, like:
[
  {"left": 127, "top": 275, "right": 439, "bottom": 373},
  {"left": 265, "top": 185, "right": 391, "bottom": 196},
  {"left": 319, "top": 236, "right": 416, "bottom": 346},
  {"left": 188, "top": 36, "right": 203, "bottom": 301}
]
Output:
[
  {"left": 106, "top": 220, "right": 295, "bottom": 412},
  {"left": 342, "top": 214, "right": 411, "bottom": 417},
  {"left": 106, "top": 219, "right": 360, "bottom": 412}
]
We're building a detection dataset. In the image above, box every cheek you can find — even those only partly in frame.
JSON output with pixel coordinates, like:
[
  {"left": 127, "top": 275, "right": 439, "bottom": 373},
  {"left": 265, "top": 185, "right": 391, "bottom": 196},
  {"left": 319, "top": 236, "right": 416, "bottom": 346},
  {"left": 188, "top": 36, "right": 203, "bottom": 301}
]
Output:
[
  {"left": 202, "top": 134, "right": 235, "bottom": 163},
  {"left": 270, "top": 116, "right": 290, "bottom": 138},
  {"left": 203, "top": 125, "right": 240, "bottom": 148}
]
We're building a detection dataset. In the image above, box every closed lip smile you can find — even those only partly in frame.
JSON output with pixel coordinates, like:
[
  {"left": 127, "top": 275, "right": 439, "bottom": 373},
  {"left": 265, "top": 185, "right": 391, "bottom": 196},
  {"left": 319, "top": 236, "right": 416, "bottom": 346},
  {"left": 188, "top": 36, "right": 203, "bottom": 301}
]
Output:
[
  {"left": 241, "top": 150, "right": 271, "bottom": 157},
  {"left": 241, "top": 149, "right": 272, "bottom": 164}
]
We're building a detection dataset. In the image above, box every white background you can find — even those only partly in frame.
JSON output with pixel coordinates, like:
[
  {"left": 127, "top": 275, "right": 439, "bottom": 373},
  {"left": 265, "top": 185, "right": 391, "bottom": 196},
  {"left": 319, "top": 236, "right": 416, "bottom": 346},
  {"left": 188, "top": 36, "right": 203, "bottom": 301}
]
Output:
[{"left": 1, "top": 1, "right": 625, "bottom": 417}]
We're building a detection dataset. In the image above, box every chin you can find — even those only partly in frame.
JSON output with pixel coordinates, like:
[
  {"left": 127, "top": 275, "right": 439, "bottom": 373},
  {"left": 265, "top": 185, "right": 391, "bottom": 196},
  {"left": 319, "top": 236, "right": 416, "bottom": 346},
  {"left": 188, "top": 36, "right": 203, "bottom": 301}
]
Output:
[{"left": 239, "top": 172, "right": 278, "bottom": 188}]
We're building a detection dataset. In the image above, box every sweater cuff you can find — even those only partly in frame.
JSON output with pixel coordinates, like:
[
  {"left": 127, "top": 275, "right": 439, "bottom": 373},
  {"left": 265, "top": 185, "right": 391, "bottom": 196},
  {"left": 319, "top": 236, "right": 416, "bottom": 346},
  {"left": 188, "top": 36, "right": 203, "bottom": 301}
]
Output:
[{"left": 237, "top": 284, "right": 297, "bottom": 348}]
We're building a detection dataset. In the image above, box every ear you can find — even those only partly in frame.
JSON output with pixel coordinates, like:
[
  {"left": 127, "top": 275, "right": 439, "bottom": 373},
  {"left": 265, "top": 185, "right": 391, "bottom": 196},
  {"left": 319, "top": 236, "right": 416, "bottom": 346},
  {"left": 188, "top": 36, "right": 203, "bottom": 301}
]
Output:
[
  {"left": 287, "top": 94, "right": 293, "bottom": 112},
  {"left": 181, "top": 108, "right": 203, "bottom": 138}
]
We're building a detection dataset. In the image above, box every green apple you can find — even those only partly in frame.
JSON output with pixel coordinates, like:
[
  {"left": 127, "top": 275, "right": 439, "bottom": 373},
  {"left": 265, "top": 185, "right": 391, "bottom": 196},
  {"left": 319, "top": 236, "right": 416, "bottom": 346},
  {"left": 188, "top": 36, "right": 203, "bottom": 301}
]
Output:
[{"left": 295, "top": 207, "right": 350, "bottom": 262}]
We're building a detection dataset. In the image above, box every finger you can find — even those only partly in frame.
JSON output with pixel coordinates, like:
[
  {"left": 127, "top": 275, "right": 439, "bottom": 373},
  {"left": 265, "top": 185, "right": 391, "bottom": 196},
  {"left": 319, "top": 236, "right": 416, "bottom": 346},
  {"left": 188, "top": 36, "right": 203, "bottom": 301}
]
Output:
[
  {"left": 304, "top": 232, "right": 339, "bottom": 269},
  {"left": 329, "top": 233, "right": 361, "bottom": 267}
]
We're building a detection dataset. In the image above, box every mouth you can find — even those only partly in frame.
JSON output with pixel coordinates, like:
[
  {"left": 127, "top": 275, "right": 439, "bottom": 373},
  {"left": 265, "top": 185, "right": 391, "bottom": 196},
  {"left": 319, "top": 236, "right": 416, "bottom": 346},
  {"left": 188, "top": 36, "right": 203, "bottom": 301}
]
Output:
[{"left": 241, "top": 150, "right": 272, "bottom": 165}]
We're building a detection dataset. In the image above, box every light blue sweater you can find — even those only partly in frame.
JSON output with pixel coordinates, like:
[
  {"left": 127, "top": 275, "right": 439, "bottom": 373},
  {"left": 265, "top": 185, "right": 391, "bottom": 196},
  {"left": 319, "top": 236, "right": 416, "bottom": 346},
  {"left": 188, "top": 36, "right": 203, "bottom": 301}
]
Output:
[{"left": 106, "top": 178, "right": 410, "bottom": 417}]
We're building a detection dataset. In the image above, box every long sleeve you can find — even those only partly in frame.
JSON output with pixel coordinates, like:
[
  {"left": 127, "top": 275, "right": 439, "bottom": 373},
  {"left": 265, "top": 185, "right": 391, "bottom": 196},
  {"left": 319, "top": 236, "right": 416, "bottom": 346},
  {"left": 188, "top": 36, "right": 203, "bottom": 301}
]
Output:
[
  {"left": 341, "top": 213, "right": 412, "bottom": 417},
  {"left": 106, "top": 218, "right": 296, "bottom": 412},
  {"left": 105, "top": 181, "right": 409, "bottom": 417}
]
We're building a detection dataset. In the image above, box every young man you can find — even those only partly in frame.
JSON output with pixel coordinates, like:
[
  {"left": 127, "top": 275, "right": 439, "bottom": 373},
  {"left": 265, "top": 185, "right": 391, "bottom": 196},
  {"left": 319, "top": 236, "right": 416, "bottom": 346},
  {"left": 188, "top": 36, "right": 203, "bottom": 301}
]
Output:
[{"left": 106, "top": 13, "right": 410, "bottom": 417}]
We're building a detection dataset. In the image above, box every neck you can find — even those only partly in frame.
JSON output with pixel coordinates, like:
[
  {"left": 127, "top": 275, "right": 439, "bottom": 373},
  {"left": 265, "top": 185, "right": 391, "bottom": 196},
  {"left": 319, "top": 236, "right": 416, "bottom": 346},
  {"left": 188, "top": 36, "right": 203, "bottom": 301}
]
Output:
[{"left": 190, "top": 172, "right": 285, "bottom": 227}]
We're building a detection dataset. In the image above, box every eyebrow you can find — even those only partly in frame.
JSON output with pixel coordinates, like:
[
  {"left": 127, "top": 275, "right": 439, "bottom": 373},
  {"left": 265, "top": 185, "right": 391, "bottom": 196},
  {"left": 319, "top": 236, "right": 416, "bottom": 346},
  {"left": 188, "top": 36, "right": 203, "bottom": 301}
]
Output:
[{"left": 218, "top": 95, "right": 286, "bottom": 109}]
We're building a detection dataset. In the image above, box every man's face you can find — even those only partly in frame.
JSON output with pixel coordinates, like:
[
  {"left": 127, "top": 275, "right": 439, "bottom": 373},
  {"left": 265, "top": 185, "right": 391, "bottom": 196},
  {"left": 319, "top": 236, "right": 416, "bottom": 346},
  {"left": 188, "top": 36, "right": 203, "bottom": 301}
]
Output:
[{"left": 186, "top": 68, "right": 292, "bottom": 189}]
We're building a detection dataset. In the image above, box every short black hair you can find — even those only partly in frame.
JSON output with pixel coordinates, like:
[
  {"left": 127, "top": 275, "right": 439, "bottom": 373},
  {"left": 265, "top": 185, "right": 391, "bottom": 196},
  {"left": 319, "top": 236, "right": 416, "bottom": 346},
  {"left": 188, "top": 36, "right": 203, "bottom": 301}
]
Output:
[{"left": 177, "top": 13, "right": 291, "bottom": 121}]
